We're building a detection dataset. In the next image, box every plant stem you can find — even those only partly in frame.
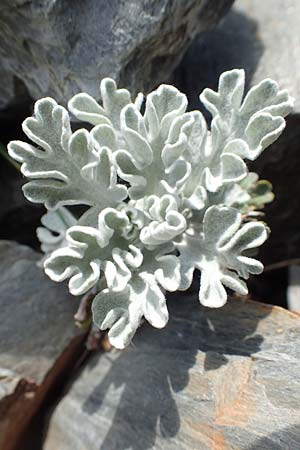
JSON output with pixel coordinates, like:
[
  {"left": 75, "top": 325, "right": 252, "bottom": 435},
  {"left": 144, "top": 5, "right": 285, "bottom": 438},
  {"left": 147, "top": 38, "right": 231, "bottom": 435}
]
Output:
[{"left": 264, "top": 258, "right": 300, "bottom": 272}]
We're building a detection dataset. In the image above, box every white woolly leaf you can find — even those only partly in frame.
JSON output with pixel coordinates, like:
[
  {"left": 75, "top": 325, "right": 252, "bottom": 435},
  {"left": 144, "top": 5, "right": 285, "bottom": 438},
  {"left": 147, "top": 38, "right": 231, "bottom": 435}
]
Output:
[
  {"left": 69, "top": 78, "right": 131, "bottom": 129},
  {"left": 92, "top": 274, "right": 169, "bottom": 349},
  {"left": 7, "top": 69, "right": 292, "bottom": 348},
  {"left": 114, "top": 85, "right": 192, "bottom": 199},
  {"left": 8, "top": 99, "right": 127, "bottom": 210},
  {"left": 44, "top": 208, "right": 142, "bottom": 295},
  {"left": 37, "top": 207, "right": 76, "bottom": 255},
  {"left": 140, "top": 195, "right": 186, "bottom": 246},
  {"left": 200, "top": 69, "right": 293, "bottom": 161},
  {"left": 91, "top": 247, "right": 179, "bottom": 349},
  {"left": 177, "top": 205, "right": 267, "bottom": 307}
]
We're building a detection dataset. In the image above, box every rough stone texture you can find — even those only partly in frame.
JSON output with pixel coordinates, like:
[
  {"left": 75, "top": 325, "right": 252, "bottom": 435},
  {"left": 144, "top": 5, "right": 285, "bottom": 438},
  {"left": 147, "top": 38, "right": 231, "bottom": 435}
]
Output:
[
  {"left": 0, "top": 240, "right": 86, "bottom": 450},
  {"left": 173, "top": 0, "right": 300, "bottom": 264},
  {"left": 44, "top": 292, "right": 300, "bottom": 450},
  {"left": 0, "top": 0, "right": 233, "bottom": 110}
]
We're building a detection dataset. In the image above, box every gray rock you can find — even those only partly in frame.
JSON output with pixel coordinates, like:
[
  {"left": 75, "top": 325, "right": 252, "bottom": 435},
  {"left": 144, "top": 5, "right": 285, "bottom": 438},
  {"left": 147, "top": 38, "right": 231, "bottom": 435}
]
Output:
[
  {"left": 173, "top": 0, "right": 300, "bottom": 264},
  {"left": 44, "top": 293, "right": 300, "bottom": 450},
  {"left": 287, "top": 265, "right": 300, "bottom": 312},
  {"left": 0, "top": 159, "right": 23, "bottom": 225},
  {"left": 0, "top": 0, "right": 233, "bottom": 110},
  {"left": 0, "top": 158, "right": 45, "bottom": 248},
  {"left": 0, "top": 240, "right": 86, "bottom": 450}
]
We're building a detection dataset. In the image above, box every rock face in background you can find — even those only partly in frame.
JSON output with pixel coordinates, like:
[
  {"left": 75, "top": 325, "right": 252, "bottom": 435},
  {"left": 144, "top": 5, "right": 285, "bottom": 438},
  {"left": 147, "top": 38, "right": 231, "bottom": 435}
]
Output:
[
  {"left": 0, "top": 159, "right": 43, "bottom": 248},
  {"left": 0, "top": 0, "right": 233, "bottom": 110},
  {"left": 0, "top": 0, "right": 233, "bottom": 244},
  {"left": 173, "top": 0, "right": 300, "bottom": 264},
  {"left": 44, "top": 293, "right": 300, "bottom": 450},
  {"left": 0, "top": 241, "right": 86, "bottom": 450}
]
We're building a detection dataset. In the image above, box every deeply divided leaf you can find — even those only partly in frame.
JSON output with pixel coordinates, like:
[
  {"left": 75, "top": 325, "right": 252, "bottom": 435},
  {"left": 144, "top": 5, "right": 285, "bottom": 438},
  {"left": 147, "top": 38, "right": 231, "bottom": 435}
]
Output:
[{"left": 8, "top": 70, "right": 293, "bottom": 348}]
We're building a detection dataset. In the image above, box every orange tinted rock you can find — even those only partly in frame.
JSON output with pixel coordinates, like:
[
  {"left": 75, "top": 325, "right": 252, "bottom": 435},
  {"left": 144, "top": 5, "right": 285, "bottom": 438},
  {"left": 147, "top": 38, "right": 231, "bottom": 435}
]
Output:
[{"left": 44, "top": 294, "right": 300, "bottom": 449}]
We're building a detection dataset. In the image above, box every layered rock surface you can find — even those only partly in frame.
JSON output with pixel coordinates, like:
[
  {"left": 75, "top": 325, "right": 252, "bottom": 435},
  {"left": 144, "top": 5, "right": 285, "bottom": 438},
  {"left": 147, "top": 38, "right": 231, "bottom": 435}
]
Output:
[
  {"left": 44, "top": 293, "right": 300, "bottom": 450},
  {"left": 0, "top": 240, "right": 86, "bottom": 450},
  {"left": 0, "top": 0, "right": 233, "bottom": 110}
]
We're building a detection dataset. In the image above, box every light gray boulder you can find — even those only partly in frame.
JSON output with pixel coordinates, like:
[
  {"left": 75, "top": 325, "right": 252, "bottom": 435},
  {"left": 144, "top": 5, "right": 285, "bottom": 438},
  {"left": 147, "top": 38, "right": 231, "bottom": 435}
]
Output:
[{"left": 0, "top": 0, "right": 233, "bottom": 110}]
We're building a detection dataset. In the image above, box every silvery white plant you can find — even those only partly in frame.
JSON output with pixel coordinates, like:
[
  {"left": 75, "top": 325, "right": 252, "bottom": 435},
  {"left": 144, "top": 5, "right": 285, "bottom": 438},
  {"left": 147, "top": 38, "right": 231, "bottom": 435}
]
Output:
[{"left": 8, "top": 69, "right": 293, "bottom": 349}]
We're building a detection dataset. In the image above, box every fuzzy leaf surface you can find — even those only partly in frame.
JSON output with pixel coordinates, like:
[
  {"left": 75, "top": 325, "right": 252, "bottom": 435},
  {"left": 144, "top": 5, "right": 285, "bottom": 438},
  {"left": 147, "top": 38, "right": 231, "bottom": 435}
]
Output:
[
  {"left": 37, "top": 207, "right": 76, "bottom": 255},
  {"left": 7, "top": 69, "right": 292, "bottom": 348},
  {"left": 178, "top": 205, "right": 267, "bottom": 307},
  {"left": 8, "top": 99, "right": 127, "bottom": 210},
  {"left": 44, "top": 208, "right": 142, "bottom": 296},
  {"left": 92, "top": 246, "right": 180, "bottom": 348}
]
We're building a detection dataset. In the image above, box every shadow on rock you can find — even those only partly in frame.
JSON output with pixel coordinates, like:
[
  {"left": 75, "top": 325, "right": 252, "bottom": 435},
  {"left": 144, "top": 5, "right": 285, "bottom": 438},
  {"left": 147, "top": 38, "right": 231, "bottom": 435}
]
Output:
[
  {"left": 247, "top": 424, "right": 300, "bottom": 450},
  {"left": 173, "top": 8, "right": 264, "bottom": 113},
  {"left": 81, "top": 288, "right": 271, "bottom": 450}
]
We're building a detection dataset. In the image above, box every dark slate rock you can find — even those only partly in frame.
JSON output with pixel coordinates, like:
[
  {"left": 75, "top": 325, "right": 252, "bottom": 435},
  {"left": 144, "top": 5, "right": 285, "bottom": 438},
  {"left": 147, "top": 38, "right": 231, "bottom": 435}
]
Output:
[
  {"left": 0, "top": 158, "right": 44, "bottom": 248},
  {"left": 0, "top": 0, "right": 233, "bottom": 110},
  {"left": 0, "top": 240, "right": 86, "bottom": 450},
  {"left": 44, "top": 292, "right": 300, "bottom": 450},
  {"left": 172, "top": 0, "right": 300, "bottom": 265}
]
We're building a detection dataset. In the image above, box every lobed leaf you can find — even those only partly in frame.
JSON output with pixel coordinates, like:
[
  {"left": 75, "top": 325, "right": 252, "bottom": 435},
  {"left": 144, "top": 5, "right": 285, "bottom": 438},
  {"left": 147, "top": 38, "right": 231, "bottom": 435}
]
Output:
[
  {"left": 44, "top": 208, "right": 142, "bottom": 296},
  {"left": 8, "top": 99, "right": 127, "bottom": 210},
  {"left": 115, "top": 85, "right": 192, "bottom": 200},
  {"left": 178, "top": 205, "right": 267, "bottom": 307},
  {"left": 91, "top": 246, "right": 179, "bottom": 349},
  {"left": 200, "top": 69, "right": 294, "bottom": 162},
  {"left": 7, "top": 70, "right": 292, "bottom": 348},
  {"left": 37, "top": 207, "right": 76, "bottom": 255}
]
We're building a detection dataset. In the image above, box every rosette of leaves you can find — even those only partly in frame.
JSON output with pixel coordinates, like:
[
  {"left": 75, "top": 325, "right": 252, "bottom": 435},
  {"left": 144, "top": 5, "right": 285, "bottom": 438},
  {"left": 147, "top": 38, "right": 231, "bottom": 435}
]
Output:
[{"left": 8, "top": 70, "right": 293, "bottom": 348}]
